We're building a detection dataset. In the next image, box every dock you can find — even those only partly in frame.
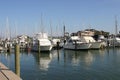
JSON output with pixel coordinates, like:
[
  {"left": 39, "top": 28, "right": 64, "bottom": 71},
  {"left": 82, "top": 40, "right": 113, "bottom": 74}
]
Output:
[{"left": 0, "top": 62, "right": 22, "bottom": 80}]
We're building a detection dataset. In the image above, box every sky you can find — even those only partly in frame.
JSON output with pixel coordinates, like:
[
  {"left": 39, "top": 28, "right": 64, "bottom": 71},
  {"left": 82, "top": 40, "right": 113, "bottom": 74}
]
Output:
[{"left": 0, "top": 0, "right": 120, "bottom": 37}]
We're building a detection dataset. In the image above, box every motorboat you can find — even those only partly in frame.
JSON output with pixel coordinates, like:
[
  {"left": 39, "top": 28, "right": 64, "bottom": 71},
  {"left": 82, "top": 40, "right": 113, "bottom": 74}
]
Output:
[
  {"left": 81, "top": 36, "right": 102, "bottom": 49},
  {"left": 32, "top": 32, "right": 53, "bottom": 52},
  {"left": 63, "top": 36, "right": 91, "bottom": 50}
]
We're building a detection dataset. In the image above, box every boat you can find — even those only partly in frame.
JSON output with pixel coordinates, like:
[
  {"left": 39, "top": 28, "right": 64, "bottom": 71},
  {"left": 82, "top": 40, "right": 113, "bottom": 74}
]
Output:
[
  {"left": 81, "top": 36, "right": 102, "bottom": 49},
  {"left": 51, "top": 38, "right": 61, "bottom": 48},
  {"left": 32, "top": 32, "right": 53, "bottom": 52},
  {"left": 98, "top": 35, "right": 107, "bottom": 47},
  {"left": 108, "top": 37, "right": 120, "bottom": 47},
  {"left": 63, "top": 36, "right": 91, "bottom": 50}
]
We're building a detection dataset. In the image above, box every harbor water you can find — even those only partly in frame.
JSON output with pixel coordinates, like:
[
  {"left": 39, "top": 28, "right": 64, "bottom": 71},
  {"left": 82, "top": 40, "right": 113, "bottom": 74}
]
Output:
[{"left": 0, "top": 48, "right": 120, "bottom": 80}]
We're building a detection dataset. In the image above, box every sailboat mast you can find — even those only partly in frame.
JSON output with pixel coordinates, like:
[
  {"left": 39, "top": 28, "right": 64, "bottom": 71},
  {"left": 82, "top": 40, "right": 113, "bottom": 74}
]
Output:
[
  {"left": 115, "top": 16, "right": 118, "bottom": 36},
  {"left": 6, "top": 17, "right": 10, "bottom": 40},
  {"left": 63, "top": 25, "right": 65, "bottom": 40},
  {"left": 40, "top": 13, "right": 44, "bottom": 33},
  {"left": 15, "top": 22, "right": 18, "bottom": 38},
  {"left": 50, "top": 20, "right": 52, "bottom": 39}
]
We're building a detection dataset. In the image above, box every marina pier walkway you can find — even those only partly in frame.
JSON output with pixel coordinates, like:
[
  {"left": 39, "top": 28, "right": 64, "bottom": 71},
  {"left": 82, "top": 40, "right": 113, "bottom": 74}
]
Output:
[{"left": 0, "top": 62, "right": 21, "bottom": 80}]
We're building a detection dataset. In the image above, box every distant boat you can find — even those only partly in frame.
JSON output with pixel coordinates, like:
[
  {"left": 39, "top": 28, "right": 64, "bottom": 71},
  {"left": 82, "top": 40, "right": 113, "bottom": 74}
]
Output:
[
  {"left": 107, "top": 16, "right": 120, "bottom": 47},
  {"left": 63, "top": 36, "right": 91, "bottom": 50},
  {"left": 81, "top": 36, "right": 102, "bottom": 49},
  {"left": 98, "top": 35, "right": 107, "bottom": 47},
  {"left": 108, "top": 37, "right": 120, "bottom": 47},
  {"left": 52, "top": 38, "right": 61, "bottom": 49},
  {"left": 32, "top": 32, "right": 53, "bottom": 52}
]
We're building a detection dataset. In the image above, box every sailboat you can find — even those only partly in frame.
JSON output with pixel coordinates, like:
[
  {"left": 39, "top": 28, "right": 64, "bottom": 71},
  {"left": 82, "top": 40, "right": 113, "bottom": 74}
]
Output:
[
  {"left": 4, "top": 17, "right": 13, "bottom": 52},
  {"left": 107, "top": 16, "right": 120, "bottom": 47}
]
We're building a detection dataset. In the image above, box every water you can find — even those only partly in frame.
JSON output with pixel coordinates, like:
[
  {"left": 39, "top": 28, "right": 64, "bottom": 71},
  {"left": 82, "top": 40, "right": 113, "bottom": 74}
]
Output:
[{"left": 1, "top": 48, "right": 120, "bottom": 80}]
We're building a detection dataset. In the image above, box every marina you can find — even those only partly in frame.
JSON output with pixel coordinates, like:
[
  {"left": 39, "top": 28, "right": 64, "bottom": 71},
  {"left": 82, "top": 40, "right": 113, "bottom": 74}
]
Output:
[
  {"left": 0, "top": 28, "right": 120, "bottom": 79},
  {"left": 1, "top": 0, "right": 120, "bottom": 80},
  {"left": 0, "top": 48, "right": 120, "bottom": 80}
]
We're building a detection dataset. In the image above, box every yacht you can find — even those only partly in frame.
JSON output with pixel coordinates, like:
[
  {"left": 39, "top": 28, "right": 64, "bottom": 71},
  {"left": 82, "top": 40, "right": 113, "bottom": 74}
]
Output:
[
  {"left": 32, "top": 33, "right": 53, "bottom": 52},
  {"left": 81, "top": 36, "right": 102, "bottom": 49},
  {"left": 98, "top": 35, "right": 107, "bottom": 47},
  {"left": 63, "top": 36, "right": 91, "bottom": 50},
  {"left": 108, "top": 37, "right": 120, "bottom": 47},
  {"left": 52, "top": 38, "right": 61, "bottom": 48}
]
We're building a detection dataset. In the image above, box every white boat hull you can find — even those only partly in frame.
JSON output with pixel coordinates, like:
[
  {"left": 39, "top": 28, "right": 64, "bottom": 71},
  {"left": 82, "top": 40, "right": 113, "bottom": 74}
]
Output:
[
  {"left": 108, "top": 37, "right": 120, "bottom": 47},
  {"left": 90, "top": 42, "right": 102, "bottom": 49},
  {"left": 32, "top": 45, "right": 52, "bottom": 52},
  {"left": 40, "top": 46, "right": 52, "bottom": 51},
  {"left": 32, "top": 32, "right": 53, "bottom": 52},
  {"left": 64, "top": 43, "right": 91, "bottom": 50}
]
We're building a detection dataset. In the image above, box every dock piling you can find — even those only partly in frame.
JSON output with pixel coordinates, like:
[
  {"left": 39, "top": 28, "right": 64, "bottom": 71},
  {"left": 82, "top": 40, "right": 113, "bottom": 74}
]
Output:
[
  {"left": 15, "top": 43, "right": 20, "bottom": 77},
  {"left": 57, "top": 41, "right": 60, "bottom": 50},
  {"left": 38, "top": 40, "right": 40, "bottom": 53}
]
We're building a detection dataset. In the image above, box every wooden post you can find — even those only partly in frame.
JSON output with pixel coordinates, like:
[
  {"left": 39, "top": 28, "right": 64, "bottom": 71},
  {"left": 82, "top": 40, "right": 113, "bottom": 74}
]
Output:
[
  {"left": 64, "top": 50, "right": 66, "bottom": 66},
  {"left": 57, "top": 50, "right": 59, "bottom": 62},
  {"left": 113, "top": 35, "right": 115, "bottom": 48},
  {"left": 63, "top": 25, "right": 66, "bottom": 45},
  {"left": 57, "top": 41, "right": 60, "bottom": 50},
  {"left": 15, "top": 43, "right": 20, "bottom": 77},
  {"left": 107, "top": 40, "right": 109, "bottom": 47},
  {"left": 38, "top": 40, "right": 40, "bottom": 53},
  {"left": 7, "top": 44, "right": 11, "bottom": 53},
  {"left": 75, "top": 41, "right": 77, "bottom": 50}
]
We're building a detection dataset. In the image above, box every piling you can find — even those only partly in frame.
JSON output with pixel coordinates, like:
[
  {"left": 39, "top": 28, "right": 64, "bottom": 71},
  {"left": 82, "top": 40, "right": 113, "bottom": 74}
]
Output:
[
  {"left": 7, "top": 45, "right": 11, "bottom": 53},
  {"left": 64, "top": 40, "right": 66, "bottom": 45},
  {"left": 57, "top": 41, "right": 60, "bottom": 50},
  {"left": 38, "top": 40, "right": 40, "bottom": 53},
  {"left": 64, "top": 50, "right": 66, "bottom": 66},
  {"left": 107, "top": 40, "right": 109, "bottom": 47},
  {"left": 15, "top": 43, "right": 20, "bottom": 77},
  {"left": 57, "top": 50, "right": 59, "bottom": 62},
  {"left": 75, "top": 41, "right": 77, "bottom": 50}
]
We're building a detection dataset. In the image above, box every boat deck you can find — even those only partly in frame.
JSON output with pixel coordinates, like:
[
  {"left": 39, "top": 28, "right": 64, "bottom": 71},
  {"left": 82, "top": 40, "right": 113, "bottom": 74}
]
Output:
[{"left": 0, "top": 62, "right": 22, "bottom": 80}]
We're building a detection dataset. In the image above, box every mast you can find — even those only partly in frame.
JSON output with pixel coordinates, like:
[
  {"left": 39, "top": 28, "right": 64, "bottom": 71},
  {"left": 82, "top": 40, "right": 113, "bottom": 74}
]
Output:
[
  {"left": 6, "top": 17, "right": 10, "bottom": 40},
  {"left": 34, "top": 23, "right": 37, "bottom": 35},
  {"left": 40, "top": 13, "right": 44, "bottom": 33},
  {"left": 15, "top": 22, "right": 18, "bottom": 38},
  {"left": 115, "top": 16, "right": 118, "bottom": 36},
  {"left": 63, "top": 25, "right": 65, "bottom": 40},
  {"left": 50, "top": 20, "right": 52, "bottom": 39},
  {"left": 56, "top": 25, "right": 58, "bottom": 37}
]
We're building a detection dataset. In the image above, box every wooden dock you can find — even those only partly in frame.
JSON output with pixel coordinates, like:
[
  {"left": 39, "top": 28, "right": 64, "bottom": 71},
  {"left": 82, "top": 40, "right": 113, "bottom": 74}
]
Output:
[{"left": 0, "top": 62, "right": 22, "bottom": 80}]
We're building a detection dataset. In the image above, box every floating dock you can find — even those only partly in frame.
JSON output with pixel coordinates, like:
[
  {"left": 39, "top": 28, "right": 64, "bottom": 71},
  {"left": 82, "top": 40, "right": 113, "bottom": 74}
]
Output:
[{"left": 0, "top": 62, "right": 22, "bottom": 80}]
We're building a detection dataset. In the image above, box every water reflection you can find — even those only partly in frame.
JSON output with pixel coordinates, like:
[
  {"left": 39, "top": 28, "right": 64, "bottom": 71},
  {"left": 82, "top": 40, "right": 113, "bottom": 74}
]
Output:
[
  {"left": 2, "top": 48, "right": 120, "bottom": 80},
  {"left": 0, "top": 52, "right": 14, "bottom": 68},
  {"left": 63, "top": 49, "right": 106, "bottom": 67},
  {"left": 32, "top": 52, "right": 52, "bottom": 71},
  {"left": 0, "top": 52, "right": 21, "bottom": 77}
]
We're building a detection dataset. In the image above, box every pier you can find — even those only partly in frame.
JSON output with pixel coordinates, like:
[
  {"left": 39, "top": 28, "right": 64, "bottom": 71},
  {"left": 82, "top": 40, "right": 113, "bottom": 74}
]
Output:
[{"left": 0, "top": 62, "right": 22, "bottom": 80}]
